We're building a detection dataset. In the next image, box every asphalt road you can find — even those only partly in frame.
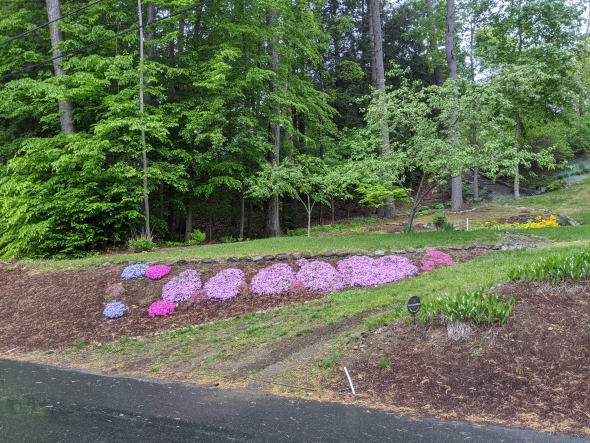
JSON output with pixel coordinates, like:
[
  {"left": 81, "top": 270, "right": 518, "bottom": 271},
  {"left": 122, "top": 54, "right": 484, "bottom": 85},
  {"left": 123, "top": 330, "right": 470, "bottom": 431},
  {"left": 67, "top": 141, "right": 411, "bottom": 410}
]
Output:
[{"left": 1, "top": 359, "right": 587, "bottom": 443}]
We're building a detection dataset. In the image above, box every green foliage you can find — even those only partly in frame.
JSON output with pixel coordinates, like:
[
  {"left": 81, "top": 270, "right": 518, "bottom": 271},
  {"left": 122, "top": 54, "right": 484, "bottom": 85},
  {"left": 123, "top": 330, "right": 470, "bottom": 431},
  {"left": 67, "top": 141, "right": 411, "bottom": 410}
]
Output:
[
  {"left": 219, "top": 236, "right": 237, "bottom": 243},
  {"left": 420, "top": 287, "right": 516, "bottom": 326},
  {"left": 356, "top": 183, "right": 411, "bottom": 210},
  {"left": 546, "top": 180, "right": 564, "bottom": 192},
  {"left": 508, "top": 252, "right": 590, "bottom": 284},
  {"left": 190, "top": 229, "right": 206, "bottom": 246},
  {"left": 128, "top": 235, "right": 156, "bottom": 253},
  {"left": 432, "top": 215, "right": 447, "bottom": 229},
  {"left": 443, "top": 221, "right": 455, "bottom": 232},
  {"left": 379, "top": 356, "right": 389, "bottom": 370}
]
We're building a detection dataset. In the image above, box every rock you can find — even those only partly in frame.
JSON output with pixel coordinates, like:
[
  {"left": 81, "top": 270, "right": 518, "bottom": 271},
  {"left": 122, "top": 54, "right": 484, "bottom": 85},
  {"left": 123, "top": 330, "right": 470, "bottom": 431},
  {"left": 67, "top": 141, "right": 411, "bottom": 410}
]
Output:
[
  {"left": 476, "top": 244, "right": 491, "bottom": 249},
  {"left": 374, "top": 250, "right": 385, "bottom": 256},
  {"left": 351, "top": 250, "right": 363, "bottom": 256},
  {"left": 227, "top": 256, "right": 238, "bottom": 262},
  {"left": 449, "top": 245, "right": 463, "bottom": 250},
  {"left": 46, "top": 350, "right": 54, "bottom": 354},
  {"left": 213, "top": 258, "right": 225, "bottom": 264},
  {"left": 493, "top": 243, "right": 502, "bottom": 250},
  {"left": 276, "top": 254, "right": 289, "bottom": 260},
  {"left": 323, "top": 251, "right": 334, "bottom": 257},
  {"left": 241, "top": 256, "right": 253, "bottom": 262},
  {"left": 290, "top": 252, "right": 302, "bottom": 259},
  {"left": 263, "top": 255, "right": 275, "bottom": 261},
  {"left": 176, "top": 260, "right": 188, "bottom": 265},
  {"left": 335, "top": 251, "right": 348, "bottom": 257},
  {"left": 312, "top": 254, "right": 323, "bottom": 259},
  {"left": 394, "top": 250, "right": 406, "bottom": 254},
  {"left": 384, "top": 250, "right": 394, "bottom": 256},
  {"left": 438, "top": 247, "right": 449, "bottom": 251},
  {"left": 365, "top": 252, "right": 375, "bottom": 257},
  {"left": 252, "top": 256, "right": 263, "bottom": 262},
  {"left": 101, "top": 262, "right": 111, "bottom": 267},
  {"left": 369, "top": 327, "right": 377, "bottom": 333},
  {"left": 501, "top": 245, "right": 508, "bottom": 251},
  {"left": 189, "top": 258, "right": 201, "bottom": 263},
  {"left": 353, "top": 346, "right": 359, "bottom": 350},
  {"left": 406, "top": 248, "right": 416, "bottom": 253},
  {"left": 464, "top": 244, "right": 475, "bottom": 250},
  {"left": 201, "top": 258, "right": 213, "bottom": 264},
  {"left": 415, "top": 248, "right": 425, "bottom": 253},
  {"left": 359, "top": 344, "right": 367, "bottom": 348}
]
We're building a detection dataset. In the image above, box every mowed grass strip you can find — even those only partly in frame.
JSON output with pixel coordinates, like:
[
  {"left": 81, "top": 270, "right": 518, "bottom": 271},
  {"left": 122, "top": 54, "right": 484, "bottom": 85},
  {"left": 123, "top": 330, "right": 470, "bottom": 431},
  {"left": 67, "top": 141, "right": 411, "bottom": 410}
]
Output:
[{"left": 91, "top": 241, "right": 590, "bottom": 365}]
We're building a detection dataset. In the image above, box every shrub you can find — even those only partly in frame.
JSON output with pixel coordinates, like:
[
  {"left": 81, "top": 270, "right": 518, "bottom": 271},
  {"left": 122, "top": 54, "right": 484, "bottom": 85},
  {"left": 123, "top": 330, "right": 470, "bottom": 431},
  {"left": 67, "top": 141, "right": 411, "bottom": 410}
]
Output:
[
  {"left": 120, "top": 263, "right": 149, "bottom": 280},
  {"left": 432, "top": 214, "right": 447, "bottom": 229},
  {"left": 296, "top": 260, "right": 345, "bottom": 292},
  {"left": 204, "top": 268, "right": 245, "bottom": 301},
  {"left": 128, "top": 231, "right": 156, "bottom": 253},
  {"left": 546, "top": 180, "right": 563, "bottom": 192},
  {"left": 105, "top": 283, "right": 125, "bottom": 302},
  {"left": 443, "top": 221, "right": 455, "bottom": 231},
  {"left": 162, "top": 269, "right": 202, "bottom": 302},
  {"left": 145, "top": 265, "right": 171, "bottom": 280},
  {"left": 148, "top": 300, "right": 175, "bottom": 318},
  {"left": 421, "top": 251, "right": 454, "bottom": 271},
  {"left": 251, "top": 263, "right": 297, "bottom": 296},
  {"left": 190, "top": 229, "right": 206, "bottom": 245},
  {"left": 336, "top": 255, "right": 418, "bottom": 287},
  {"left": 103, "top": 301, "right": 129, "bottom": 319}
]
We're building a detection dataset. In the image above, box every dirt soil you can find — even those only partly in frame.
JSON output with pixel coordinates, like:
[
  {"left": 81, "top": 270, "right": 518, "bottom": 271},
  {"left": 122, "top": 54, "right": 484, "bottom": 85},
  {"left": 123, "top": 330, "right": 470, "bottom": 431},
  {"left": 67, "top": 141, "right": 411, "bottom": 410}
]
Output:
[
  {"left": 336, "top": 281, "right": 590, "bottom": 437},
  {"left": 0, "top": 249, "right": 491, "bottom": 353}
]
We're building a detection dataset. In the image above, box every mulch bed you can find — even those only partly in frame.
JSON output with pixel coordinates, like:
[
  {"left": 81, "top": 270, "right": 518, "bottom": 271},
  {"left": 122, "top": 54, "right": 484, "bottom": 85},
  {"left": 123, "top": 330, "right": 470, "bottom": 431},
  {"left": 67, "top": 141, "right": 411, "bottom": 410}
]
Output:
[
  {"left": 341, "top": 280, "right": 590, "bottom": 436},
  {"left": 0, "top": 249, "right": 491, "bottom": 353}
]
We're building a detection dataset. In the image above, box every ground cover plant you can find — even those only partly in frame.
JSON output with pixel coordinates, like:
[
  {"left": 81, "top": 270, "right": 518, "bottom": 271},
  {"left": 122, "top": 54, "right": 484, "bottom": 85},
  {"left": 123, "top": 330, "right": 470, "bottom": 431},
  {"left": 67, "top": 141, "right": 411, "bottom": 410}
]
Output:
[
  {"left": 420, "top": 251, "right": 454, "bottom": 271},
  {"left": 103, "top": 301, "right": 129, "bottom": 319},
  {"left": 145, "top": 265, "right": 171, "bottom": 280},
  {"left": 204, "top": 268, "right": 245, "bottom": 301},
  {"left": 120, "top": 264, "right": 149, "bottom": 280},
  {"left": 162, "top": 270, "right": 202, "bottom": 302}
]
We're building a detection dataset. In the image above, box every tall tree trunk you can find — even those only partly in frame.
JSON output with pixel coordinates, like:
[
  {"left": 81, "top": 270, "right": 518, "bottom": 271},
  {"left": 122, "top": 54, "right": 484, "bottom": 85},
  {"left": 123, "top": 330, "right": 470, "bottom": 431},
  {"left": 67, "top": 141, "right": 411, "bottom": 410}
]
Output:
[
  {"left": 514, "top": 110, "right": 521, "bottom": 199},
  {"left": 265, "top": 9, "right": 281, "bottom": 237},
  {"left": 184, "top": 201, "right": 193, "bottom": 242},
  {"left": 368, "top": 0, "right": 395, "bottom": 217},
  {"left": 46, "top": 0, "right": 75, "bottom": 134},
  {"left": 138, "top": 0, "right": 150, "bottom": 235},
  {"left": 247, "top": 198, "right": 253, "bottom": 239},
  {"left": 425, "top": 0, "right": 444, "bottom": 87},
  {"left": 469, "top": 13, "right": 479, "bottom": 200},
  {"left": 445, "top": 0, "right": 463, "bottom": 210},
  {"left": 239, "top": 183, "right": 245, "bottom": 239}
]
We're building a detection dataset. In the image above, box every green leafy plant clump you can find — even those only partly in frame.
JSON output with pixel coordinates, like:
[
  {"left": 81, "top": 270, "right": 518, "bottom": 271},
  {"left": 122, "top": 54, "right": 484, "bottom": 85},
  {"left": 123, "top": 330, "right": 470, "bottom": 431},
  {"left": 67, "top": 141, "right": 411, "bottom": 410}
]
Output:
[
  {"left": 190, "top": 229, "right": 206, "bottom": 245},
  {"left": 419, "top": 287, "right": 516, "bottom": 326},
  {"left": 128, "top": 236, "right": 156, "bottom": 253},
  {"left": 509, "top": 251, "right": 590, "bottom": 284},
  {"left": 432, "top": 214, "right": 448, "bottom": 230}
]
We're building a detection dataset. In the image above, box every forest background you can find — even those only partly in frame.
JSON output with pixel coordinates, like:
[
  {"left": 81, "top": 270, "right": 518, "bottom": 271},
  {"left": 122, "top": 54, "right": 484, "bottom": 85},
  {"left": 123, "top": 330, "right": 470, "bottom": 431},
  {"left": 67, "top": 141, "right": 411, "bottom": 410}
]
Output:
[{"left": 0, "top": 0, "right": 588, "bottom": 259}]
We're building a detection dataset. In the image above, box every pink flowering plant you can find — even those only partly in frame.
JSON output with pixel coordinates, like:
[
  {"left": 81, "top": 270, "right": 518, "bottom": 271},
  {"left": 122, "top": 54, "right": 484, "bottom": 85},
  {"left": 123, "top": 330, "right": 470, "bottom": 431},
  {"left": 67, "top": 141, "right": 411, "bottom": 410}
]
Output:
[
  {"left": 148, "top": 300, "right": 176, "bottom": 317},
  {"left": 336, "top": 255, "right": 418, "bottom": 287},
  {"left": 162, "top": 270, "right": 202, "bottom": 302},
  {"left": 296, "top": 260, "right": 345, "bottom": 292},
  {"left": 145, "top": 265, "right": 171, "bottom": 280},
  {"left": 204, "top": 268, "right": 245, "bottom": 301},
  {"left": 189, "top": 289, "right": 209, "bottom": 305},
  {"left": 251, "top": 263, "right": 297, "bottom": 296},
  {"left": 421, "top": 251, "right": 454, "bottom": 271},
  {"left": 105, "top": 283, "right": 125, "bottom": 302}
]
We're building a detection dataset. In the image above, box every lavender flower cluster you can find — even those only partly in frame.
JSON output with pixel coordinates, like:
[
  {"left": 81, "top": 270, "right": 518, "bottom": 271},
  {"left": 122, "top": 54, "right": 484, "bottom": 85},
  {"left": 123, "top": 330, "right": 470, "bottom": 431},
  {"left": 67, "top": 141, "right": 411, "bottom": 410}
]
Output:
[
  {"left": 296, "top": 260, "right": 345, "bottom": 292},
  {"left": 103, "top": 301, "right": 129, "bottom": 319},
  {"left": 148, "top": 300, "right": 175, "bottom": 317},
  {"left": 120, "top": 263, "right": 149, "bottom": 280},
  {"left": 162, "top": 270, "right": 202, "bottom": 302},
  {"left": 250, "top": 263, "right": 297, "bottom": 296},
  {"left": 204, "top": 268, "right": 245, "bottom": 301},
  {"left": 145, "top": 265, "right": 171, "bottom": 280},
  {"left": 421, "top": 251, "right": 454, "bottom": 271},
  {"left": 336, "top": 255, "right": 418, "bottom": 287}
]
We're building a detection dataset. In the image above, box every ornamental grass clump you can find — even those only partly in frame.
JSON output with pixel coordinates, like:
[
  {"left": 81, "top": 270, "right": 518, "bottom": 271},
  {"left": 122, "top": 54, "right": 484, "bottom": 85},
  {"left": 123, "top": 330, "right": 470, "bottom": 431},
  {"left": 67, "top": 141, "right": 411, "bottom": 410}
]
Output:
[
  {"left": 145, "top": 265, "right": 171, "bottom": 280},
  {"left": 148, "top": 300, "right": 175, "bottom": 318},
  {"left": 121, "top": 263, "right": 149, "bottom": 280},
  {"left": 103, "top": 301, "right": 129, "bottom": 319},
  {"left": 162, "top": 270, "right": 202, "bottom": 302},
  {"left": 296, "top": 260, "right": 345, "bottom": 292},
  {"left": 420, "top": 251, "right": 454, "bottom": 272},
  {"left": 251, "top": 263, "right": 297, "bottom": 296},
  {"left": 204, "top": 268, "right": 245, "bottom": 301},
  {"left": 336, "top": 255, "right": 418, "bottom": 287}
]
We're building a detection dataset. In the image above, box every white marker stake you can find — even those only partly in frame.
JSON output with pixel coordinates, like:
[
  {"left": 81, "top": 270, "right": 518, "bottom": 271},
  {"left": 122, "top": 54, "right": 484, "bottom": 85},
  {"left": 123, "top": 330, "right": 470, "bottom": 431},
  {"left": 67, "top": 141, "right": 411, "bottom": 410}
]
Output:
[
  {"left": 466, "top": 218, "right": 469, "bottom": 231},
  {"left": 344, "top": 366, "right": 356, "bottom": 395}
]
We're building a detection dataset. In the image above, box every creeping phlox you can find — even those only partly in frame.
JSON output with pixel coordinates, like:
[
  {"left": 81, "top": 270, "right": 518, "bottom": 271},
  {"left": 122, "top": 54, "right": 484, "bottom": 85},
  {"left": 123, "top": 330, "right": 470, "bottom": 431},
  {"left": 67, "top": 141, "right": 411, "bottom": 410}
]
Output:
[
  {"left": 420, "top": 251, "right": 454, "bottom": 272},
  {"left": 105, "top": 283, "right": 125, "bottom": 302},
  {"left": 250, "top": 263, "right": 297, "bottom": 296},
  {"left": 204, "top": 268, "right": 245, "bottom": 301},
  {"left": 145, "top": 265, "right": 171, "bottom": 280},
  {"left": 103, "top": 301, "right": 129, "bottom": 319},
  {"left": 121, "top": 263, "right": 149, "bottom": 280},
  {"left": 162, "top": 270, "right": 202, "bottom": 303},
  {"left": 295, "top": 259, "right": 345, "bottom": 292},
  {"left": 148, "top": 300, "right": 176, "bottom": 318},
  {"left": 336, "top": 255, "right": 418, "bottom": 287}
]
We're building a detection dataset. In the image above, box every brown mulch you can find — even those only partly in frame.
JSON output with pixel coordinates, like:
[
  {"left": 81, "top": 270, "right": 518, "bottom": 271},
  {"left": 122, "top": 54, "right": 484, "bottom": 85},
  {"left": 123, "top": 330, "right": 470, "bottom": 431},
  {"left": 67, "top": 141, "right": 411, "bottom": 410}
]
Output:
[
  {"left": 341, "top": 281, "right": 590, "bottom": 436},
  {"left": 0, "top": 249, "right": 491, "bottom": 353}
]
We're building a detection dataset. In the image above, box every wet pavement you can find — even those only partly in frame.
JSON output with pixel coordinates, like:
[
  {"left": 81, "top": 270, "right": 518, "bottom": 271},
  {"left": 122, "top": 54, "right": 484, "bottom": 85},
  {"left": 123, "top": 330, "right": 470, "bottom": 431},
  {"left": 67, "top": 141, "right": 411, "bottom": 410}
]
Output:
[{"left": 1, "top": 359, "right": 588, "bottom": 443}]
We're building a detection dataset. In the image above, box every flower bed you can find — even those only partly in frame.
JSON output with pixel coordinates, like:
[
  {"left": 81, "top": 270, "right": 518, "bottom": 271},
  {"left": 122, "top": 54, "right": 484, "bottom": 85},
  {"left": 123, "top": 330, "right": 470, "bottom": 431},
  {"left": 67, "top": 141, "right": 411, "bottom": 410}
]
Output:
[
  {"left": 250, "top": 263, "right": 297, "bottom": 296},
  {"left": 204, "top": 268, "right": 245, "bottom": 301},
  {"left": 148, "top": 300, "right": 175, "bottom": 317},
  {"left": 145, "top": 265, "right": 171, "bottom": 280},
  {"left": 336, "top": 255, "right": 418, "bottom": 287},
  {"left": 162, "top": 270, "right": 202, "bottom": 302},
  {"left": 121, "top": 263, "right": 149, "bottom": 280},
  {"left": 421, "top": 251, "right": 454, "bottom": 271},
  {"left": 296, "top": 259, "right": 345, "bottom": 292}
]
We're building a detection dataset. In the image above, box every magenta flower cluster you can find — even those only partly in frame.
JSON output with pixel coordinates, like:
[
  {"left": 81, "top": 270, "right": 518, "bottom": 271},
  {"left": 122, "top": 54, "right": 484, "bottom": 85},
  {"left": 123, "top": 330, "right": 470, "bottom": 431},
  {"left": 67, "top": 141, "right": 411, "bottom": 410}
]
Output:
[
  {"left": 204, "top": 268, "right": 245, "bottom": 301},
  {"left": 296, "top": 259, "right": 345, "bottom": 292},
  {"left": 145, "top": 265, "right": 171, "bottom": 280},
  {"left": 421, "top": 251, "right": 454, "bottom": 271},
  {"left": 250, "top": 263, "right": 297, "bottom": 296},
  {"left": 148, "top": 300, "right": 175, "bottom": 317},
  {"left": 336, "top": 255, "right": 418, "bottom": 287},
  {"left": 162, "top": 270, "right": 202, "bottom": 302}
]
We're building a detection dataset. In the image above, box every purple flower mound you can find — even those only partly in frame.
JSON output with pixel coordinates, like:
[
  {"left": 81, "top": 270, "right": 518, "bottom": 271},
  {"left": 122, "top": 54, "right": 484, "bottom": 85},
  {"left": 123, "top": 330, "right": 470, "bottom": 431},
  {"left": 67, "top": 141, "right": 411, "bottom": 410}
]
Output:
[
  {"left": 121, "top": 263, "right": 149, "bottom": 280},
  {"left": 162, "top": 270, "right": 202, "bottom": 302},
  {"left": 421, "top": 251, "right": 454, "bottom": 271},
  {"left": 296, "top": 260, "right": 345, "bottom": 293},
  {"left": 103, "top": 301, "right": 129, "bottom": 319},
  {"left": 145, "top": 265, "right": 171, "bottom": 280},
  {"left": 148, "top": 300, "right": 175, "bottom": 318},
  {"left": 251, "top": 263, "right": 297, "bottom": 296},
  {"left": 204, "top": 268, "right": 245, "bottom": 301},
  {"left": 336, "top": 255, "right": 418, "bottom": 287}
]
